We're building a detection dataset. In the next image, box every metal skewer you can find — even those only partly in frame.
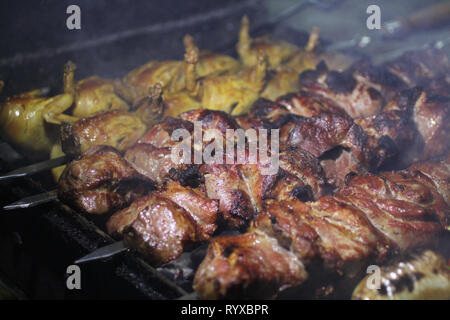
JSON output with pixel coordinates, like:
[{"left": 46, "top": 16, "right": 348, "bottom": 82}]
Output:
[
  {"left": 3, "top": 189, "right": 58, "bottom": 210},
  {"left": 0, "top": 155, "right": 69, "bottom": 181},
  {"left": 74, "top": 241, "right": 129, "bottom": 264}
]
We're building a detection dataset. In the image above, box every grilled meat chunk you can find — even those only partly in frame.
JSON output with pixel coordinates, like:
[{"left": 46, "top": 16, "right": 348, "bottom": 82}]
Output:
[
  {"left": 410, "top": 91, "right": 450, "bottom": 160},
  {"left": 335, "top": 170, "right": 448, "bottom": 251},
  {"left": 61, "top": 110, "right": 147, "bottom": 157},
  {"left": 200, "top": 146, "right": 328, "bottom": 229},
  {"left": 124, "top": 144, "right": 181, "bottom": 185},
  {"left": 298, "top": 62, "right": 384, "bottom": 118},
  {"left": 193, "top": 230, "right": 307, "bottom": 299},
  {"left": 138, "top": 117, "right": 194, "bottom": 148},
  {"left": 257, "top": 197, "right": 381, "bottom": 271},
  {"left": 107, "top": 193, "right": 199, "bottom": 265},
  {"left": 159, "top": 180, "right": 219, "bottom": 237},
  {"left": 194, "top": 156, "right": 450, "bottom": 299},
  {"left": 58, "top": 146, "right": 154, "bottom": 215},
  {"left": 280, "top": 112, "right": 353, "bottom": 158},
  {"left": 409, "top": 154, "right": 450, "bottom": 206},
  {"left": 107, "top": 181, "right": 219, "bottom": 265},
  {"left": 385, "top": 48, "right": 450, "bottom": 90},
  {"left": 276, "top": 90, "right": 347, "bottom": 118}
]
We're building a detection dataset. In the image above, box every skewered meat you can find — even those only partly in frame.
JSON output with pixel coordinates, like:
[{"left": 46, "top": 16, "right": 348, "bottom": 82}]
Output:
[
  {"left": 60, "top": 110, "right": 147, "bottom": 157},
  {"left": 276, "top": 90, "right": 347, "bottom": 118},
  {"left": 408, "top": 154, "right": 450, "bottom": 207},
  {"left": 276, "top": 86, "right": 440, "bottom": 186},
  {"left": 124, "top": 144, "right": 178, "bottom": 184},
  {"left": 107, "top": 180, "right": 219, "bottom": 265},
  {"left": 279, "top": 111, "right": 353, "bottom": 158},
  {"left": 159, "top": 180, "right": 219, "bottom": 237},
  {"left": 352, "top": 250, "right": 450, "bottom": 300},
  {"left": 348, "top": 60, "right": 409, "bottom": 102},
  {"left": 385, "top": 48, "right": 450, "bottom": 91},
  {"left": 194, "top": 155, "right": 450, "bottom": 299},
  {"left": 409, "top": 90, "right": 449, "bottom": 160},
  {"left": 108, "top": 193, "right": 199, "bottom": 265},
  {"left": 193, "top": 230, "right": 307, "bottom": 299},
  {"left": 298, "top": 61, "right": 384, "bottom": 118},
  {"left": 58, "top": 145, "right": 154, "bottom": 215},
  {"left": 200, "top": 145, "right": 329, "bottom": 229},
  {"left": 63, "top": 61, "right": 130, "bottom": 118}
]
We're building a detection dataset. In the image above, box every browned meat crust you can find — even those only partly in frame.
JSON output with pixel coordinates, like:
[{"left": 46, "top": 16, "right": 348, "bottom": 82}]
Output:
[
  {"left": 194, "top": 156, "right": 449, "bottom": 299},
  {"left": 193, "top": 230, "right": 307, "bottom": 299},
  {"left": 58, "top": 146, "right": 154, "bottom": 215},
  {"left": 108, "top": 193, "right": 199, "bottom": 265},
  {"left": 297, "top": 62, "right": 384, "bottom": 118},
  {"left": 107, "top": 181, "right": 219, "bottom": 265}
]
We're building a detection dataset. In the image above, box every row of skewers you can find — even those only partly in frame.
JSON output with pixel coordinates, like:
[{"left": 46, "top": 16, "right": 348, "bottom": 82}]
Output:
[{"left": 0, "top": 16, "right": 449, "bottom": 299}]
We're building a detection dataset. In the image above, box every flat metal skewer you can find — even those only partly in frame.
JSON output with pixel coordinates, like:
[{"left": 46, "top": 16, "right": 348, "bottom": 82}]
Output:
[
  {"left": 3, "top": 189, "right": 58, "bottom": 210},
  {"left": 0, "top": 155, "right": 69, "bottom": 181},
  {"left": 74, "top": 241, "right": 129, "bottom": 264}
]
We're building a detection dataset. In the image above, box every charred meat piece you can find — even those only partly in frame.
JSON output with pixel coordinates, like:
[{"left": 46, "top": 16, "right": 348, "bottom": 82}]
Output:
[
  {"left": 200, "top": 159, "right": 257, "bottom": 229},
  {"left": 61, "top": 110, "right": 147, "bottom": 157},
  {"left": 385, "top": 48, "right": 450, "bottom": 90},
  {"left": 179, "top": 108, "right": 240, "bottom": 134},
  {"left": 107, "top": 181, "right": 219, "bottom": 265},
  {"left": 410, "top": 91, "right": 450, "bottom": 160},
  {"left": 124, "top": 144, "right": 182, "bottom": 185},
  {"left": 335, "top": 171, "right": 448, "bottom": 251},
  {"left": 349, "top": 60, "right": 409, "bottom": 102},
  {"left": 280, "top": 112, "right": 353, "bottom": 158},
  {"left": 200, "top": 146, "right": 327, "bottom": 229},
  {"left": 194, "top": 156, "right": 450, "bottom": 299},
  {"left": 255, "top": 197, "right": 381, "bottom": 271},
  {"left": 275, "top": 147, "right": 329, "bottom": 201},
  {"left": 193, "top": 230, "right": 307, "bottom": 299},
  {"left": 320, "top": 149, "right": 366, "bottom": 188},
  {"left": 409, "top": 154, "right": 450, "bottom": 206},
  {"left": 235, "top": 98, "right": 291, "bottom": 130},
  {"left": 276, "top": 90, "right": 347, "bottom": 118},
  {"left": 58, "top": 146, "right": 154, "bottom": 215},
  {"left": 107, "top": 193, "right": 199, "bottom": 266},
  {"left": 138, "top": 117, "right": 194, "bottom": 148},
  {"left": 298, "top": 62, "right": 384, "bottom": 118},
  {"left": 159, "top": 180, "right": 219, "bottom": 237}
]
